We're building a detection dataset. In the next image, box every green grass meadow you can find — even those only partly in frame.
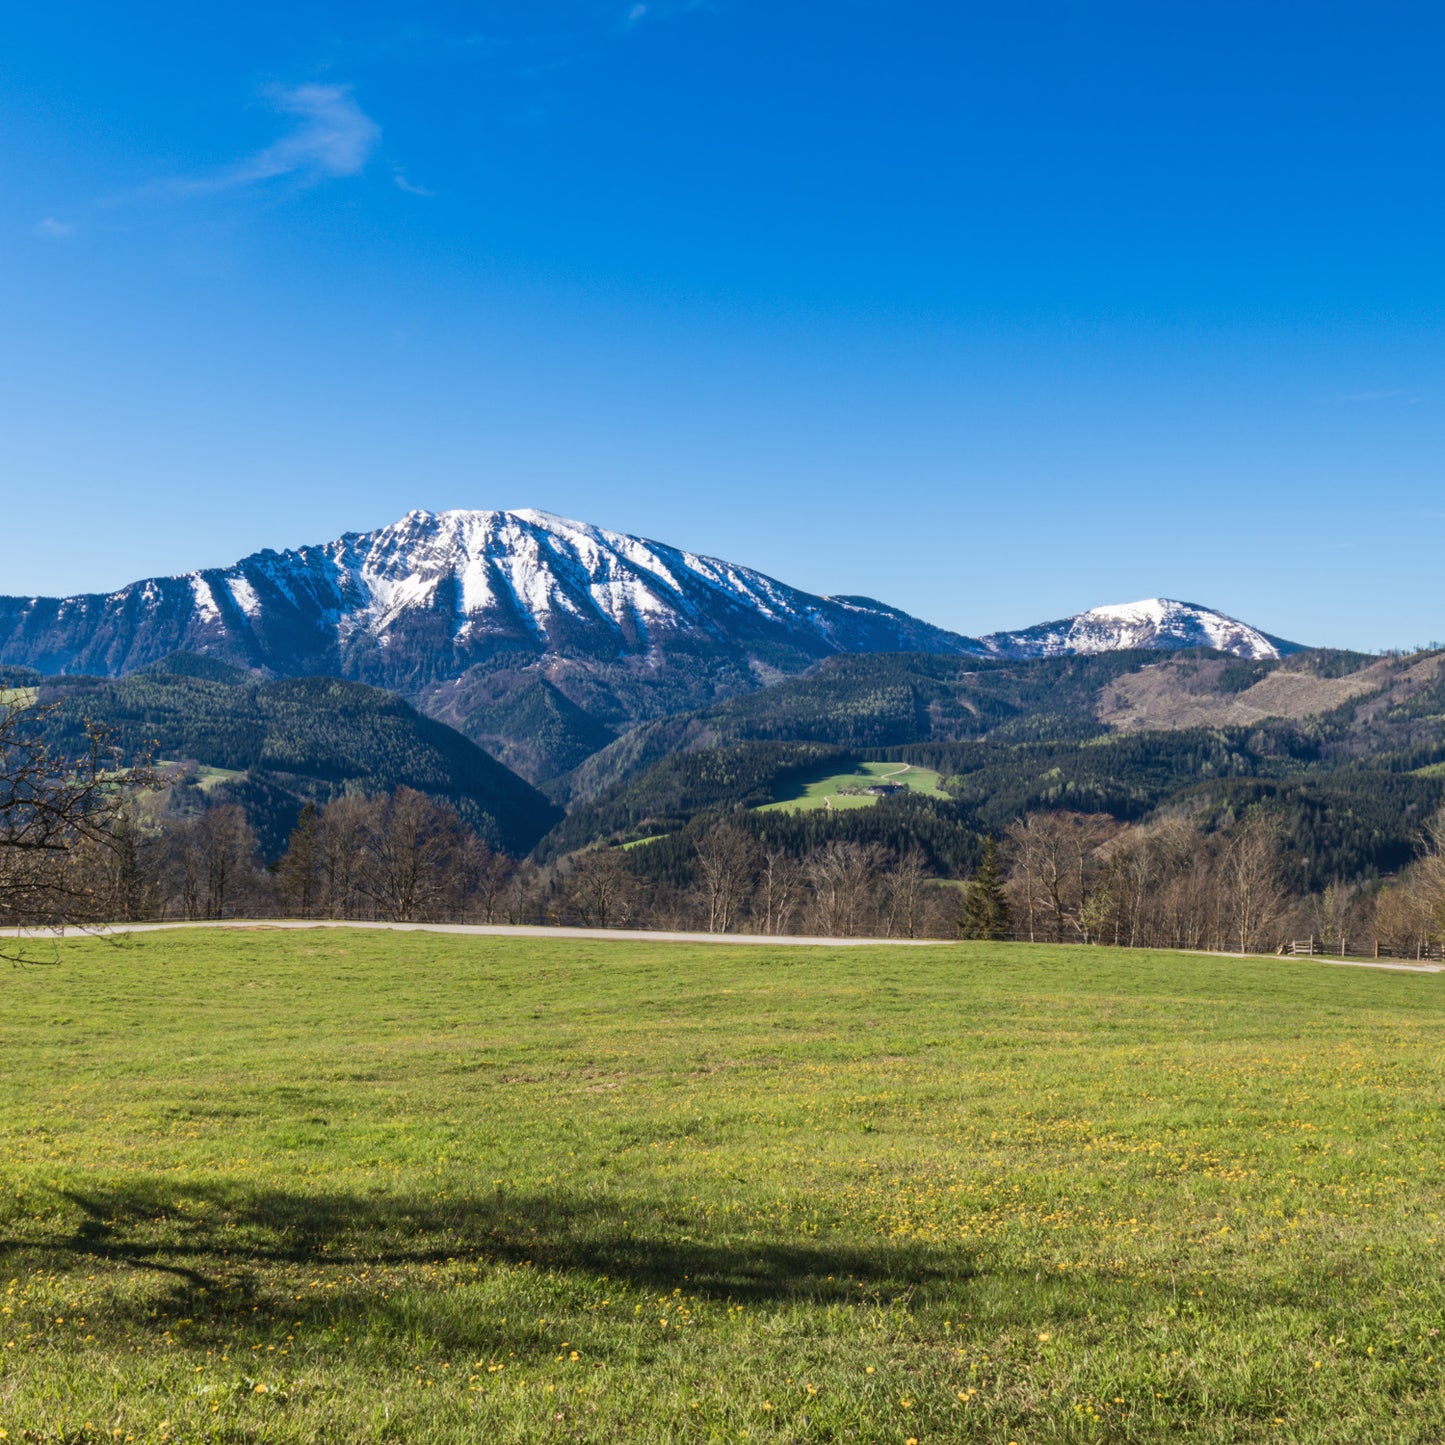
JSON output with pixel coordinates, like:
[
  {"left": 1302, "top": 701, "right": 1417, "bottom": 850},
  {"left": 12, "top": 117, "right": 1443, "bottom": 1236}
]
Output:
[
  {"left": 3, "top": 930, "right": 1445, "bottom": 1442},
  {"left": 760, "top": 761, "right": 947, "bottom": 811}
]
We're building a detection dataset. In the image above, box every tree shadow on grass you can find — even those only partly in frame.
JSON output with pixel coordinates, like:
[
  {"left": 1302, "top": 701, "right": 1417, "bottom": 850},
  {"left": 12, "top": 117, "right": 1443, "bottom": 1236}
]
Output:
[{"left": 0, "top": 1179, "right": 976, "bottom": 1357}]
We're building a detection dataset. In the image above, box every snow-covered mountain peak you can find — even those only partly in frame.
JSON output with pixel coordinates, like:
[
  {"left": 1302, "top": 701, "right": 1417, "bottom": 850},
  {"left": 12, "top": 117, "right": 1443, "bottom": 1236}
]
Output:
[
  {"left": 1080, "top": 598, "right": 1179, "bottom": 625},
  {"left": 315, "top": 507, "right": 816, "bottom": 641},
  {"left": 980, "top": 597, "right": 1299, "bottom": 661}
]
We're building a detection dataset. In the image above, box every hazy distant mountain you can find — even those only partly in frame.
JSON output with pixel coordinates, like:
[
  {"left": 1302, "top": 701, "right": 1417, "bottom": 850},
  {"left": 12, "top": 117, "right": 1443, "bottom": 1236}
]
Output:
[{"left": 0, "top": 510, "right": 1302, "bottom": 780}]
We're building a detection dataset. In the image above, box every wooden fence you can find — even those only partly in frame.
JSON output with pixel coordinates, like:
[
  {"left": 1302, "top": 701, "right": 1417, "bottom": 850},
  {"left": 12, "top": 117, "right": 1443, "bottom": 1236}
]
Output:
[{"left": 1287, "top": 936, "right": 1444, "bottom": 961}]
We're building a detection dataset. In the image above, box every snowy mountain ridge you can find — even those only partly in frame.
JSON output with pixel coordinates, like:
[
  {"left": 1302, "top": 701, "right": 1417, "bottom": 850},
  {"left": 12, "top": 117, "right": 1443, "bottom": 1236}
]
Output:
[
  {"left": 0, "top": 508, "right": 974, "bottom": 682},
  {"left": 322, "top": 507, "right": 885, "bottom": 646},
  {"left": 0, "top": 510, "right": 1301, "bottom": 687}
]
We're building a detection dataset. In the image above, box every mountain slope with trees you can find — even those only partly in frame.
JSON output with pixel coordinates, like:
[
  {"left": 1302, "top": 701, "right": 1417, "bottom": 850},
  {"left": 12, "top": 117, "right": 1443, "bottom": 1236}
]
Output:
[
  {"left": 36, "top": 665, "right": 560, "bottom": 857},
  {"left": 531, "top": 642, "right": 1445, "bottom": 901}
]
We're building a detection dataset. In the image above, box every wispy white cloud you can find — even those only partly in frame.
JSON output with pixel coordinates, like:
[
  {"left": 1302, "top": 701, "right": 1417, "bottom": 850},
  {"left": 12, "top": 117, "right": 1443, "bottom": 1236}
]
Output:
[
  {"left": 182, "top": 83, "right": 380, "bottom": 193},
  {"left": 622, "top": 0, "right": 710, "bottom": 31},
  {"left": 33, "top": 217, "right": 74, "bottom": 239},
  {"left": 393, "top": 172, "right": 434, "bottom": 197}
]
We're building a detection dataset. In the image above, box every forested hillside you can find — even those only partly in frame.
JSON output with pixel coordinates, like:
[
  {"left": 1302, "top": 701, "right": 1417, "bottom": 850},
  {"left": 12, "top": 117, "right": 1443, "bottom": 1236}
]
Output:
[
  {"left": 557, "top": 644, "right": 1445, "bottom": 798},
  {"left": 12, "top": 634, "right": 1445, "bottom": 954},
  {"left": 37, "top": 666, "right": 560, "bottom": 856},
  {"left": 533, "top": 644, "right": 1445, "bottom": 895},
  {"left": 19, "top": 638, "right": 1445, "bottom": 907},
  {"left": 535, "top": 741, "right": 853, "bottom": 860}
]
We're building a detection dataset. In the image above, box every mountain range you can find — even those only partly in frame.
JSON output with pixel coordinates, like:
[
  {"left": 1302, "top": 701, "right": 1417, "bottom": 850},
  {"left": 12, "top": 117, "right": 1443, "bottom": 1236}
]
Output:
[
  {"left": 12, "top": 507, "right": 1445, "bottom": 890},
  {"left": 1, "top": 508, "right": 1301, "bottom": 782}
]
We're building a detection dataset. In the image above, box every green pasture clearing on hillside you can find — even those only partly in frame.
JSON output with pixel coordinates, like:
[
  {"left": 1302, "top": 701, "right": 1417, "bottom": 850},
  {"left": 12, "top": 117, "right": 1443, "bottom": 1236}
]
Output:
[
  {"left": 0, "top": 686, "right": 38, "bottom": 708},
  {"left": 154, "top": 761, "right": 249, "bottom": 792},
  {"left": 192, "top": 763, "right": 246, "bottom": 793},
  {"left": 4, "top": 932, "right": 1445, "bottom": 1442},
  {"left": 759, "top": 759, "right": 947, "bottom": 811}
]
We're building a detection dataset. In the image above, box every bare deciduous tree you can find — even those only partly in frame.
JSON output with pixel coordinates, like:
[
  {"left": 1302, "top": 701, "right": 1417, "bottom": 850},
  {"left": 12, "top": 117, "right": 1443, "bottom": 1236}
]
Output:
[
  {"left": 1370, "top": 807, "right": 1445, "bottom": 958},
  {"left": 357, "top": 787, "right": 464, "bottom": 923},
  {"left": 805, "top": 841, "right": 883, "bottom": 937},
  {"left": 758, "top": 847, "right": 803, "bottom": 936},
  {"left": 316, "top": 793, "right": 371, "bottom": 919},
  {"left": 467, "top": 841, "right": 516, "bottom": 924},
  {"left": 880, "top": 848, "right": 928, "bottom": 938},
  {"left": 563, "top": 848, "right": 638, "bottom": 929},
  {"left": 1004, "top": 812, "right": 1115, "bottom": 944},
  {"left": 504, "top": 861, "right": 542, "bottom": 925},
  {"left": 68, "top": 803, "right": 163, "bottom": 924},
  {"left": 694, "top": 821, "right": 758, "bottom": 933},
  {"left": 166, "top": 803, "right": 262, "bottom": 920},
  {"left": 0, "top": 697, "right": 159, "bottom": 945},
  {"left": 1223, "top": 812, "right": 1287, "bottom": 954}
]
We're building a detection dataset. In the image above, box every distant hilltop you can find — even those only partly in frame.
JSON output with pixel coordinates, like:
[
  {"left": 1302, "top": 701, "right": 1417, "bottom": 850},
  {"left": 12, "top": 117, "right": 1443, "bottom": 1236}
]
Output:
[{"left": 978, "top": 597, "right": 1299, "bottom": 662}]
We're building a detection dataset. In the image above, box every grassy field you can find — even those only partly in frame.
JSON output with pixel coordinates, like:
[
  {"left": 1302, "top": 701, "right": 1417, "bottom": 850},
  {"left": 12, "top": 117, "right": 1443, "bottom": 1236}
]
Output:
[
  {"left": 185, "top": 765, "right": 247, "bottom": 794},
  {"left": 3, "top": 931, "right": 1445, "bottom": 1442},
  {"left": 760, "top": 761, "right": 947, "bottom": 811}
]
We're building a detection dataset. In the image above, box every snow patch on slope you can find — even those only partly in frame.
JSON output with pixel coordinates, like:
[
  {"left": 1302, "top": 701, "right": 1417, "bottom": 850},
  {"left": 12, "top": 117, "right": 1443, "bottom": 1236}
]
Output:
[
  {"left": 190, "top": 576, "right": 221, "bottom": 623},
  {"left": 228, "top": 577, "right": 261, "bottom": 618}
]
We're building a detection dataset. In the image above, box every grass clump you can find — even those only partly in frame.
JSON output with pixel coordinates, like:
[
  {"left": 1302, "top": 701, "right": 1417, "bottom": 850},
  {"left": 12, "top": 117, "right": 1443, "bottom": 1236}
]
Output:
[{"left": 3, "top": 930, "right": 1445, "bottom": 1441}]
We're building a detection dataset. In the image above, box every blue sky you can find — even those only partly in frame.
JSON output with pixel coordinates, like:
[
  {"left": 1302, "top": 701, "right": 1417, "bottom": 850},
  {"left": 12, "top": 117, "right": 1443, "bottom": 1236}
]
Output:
[{"left": 3, "top": 2, "right": 1444, "bottom": 649}]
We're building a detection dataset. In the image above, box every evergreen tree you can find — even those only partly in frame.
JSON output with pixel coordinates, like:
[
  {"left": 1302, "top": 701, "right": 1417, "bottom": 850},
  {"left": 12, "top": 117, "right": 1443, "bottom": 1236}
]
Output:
[
  {"left": 960, "top": 836, "right": 1009, "bottom": 939},
  {"left": 278, "top": 802, "right": 321, "bottom": 918}
]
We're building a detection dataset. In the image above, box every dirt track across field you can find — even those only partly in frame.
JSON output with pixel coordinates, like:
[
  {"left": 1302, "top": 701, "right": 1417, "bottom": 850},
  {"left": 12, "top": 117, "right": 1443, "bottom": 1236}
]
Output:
[
  {"left": 4, "top": 919, "right": 939, "bottom": 948},
  {"left": 4, "top": 918, "right": 1443, "bottom": 972}
]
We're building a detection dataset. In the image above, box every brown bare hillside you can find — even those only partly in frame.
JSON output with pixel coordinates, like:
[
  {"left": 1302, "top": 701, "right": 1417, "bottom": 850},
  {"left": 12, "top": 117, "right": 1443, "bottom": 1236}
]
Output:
[{"left": 1096, "top": 653, "right": 1438, "bottom": 730}]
